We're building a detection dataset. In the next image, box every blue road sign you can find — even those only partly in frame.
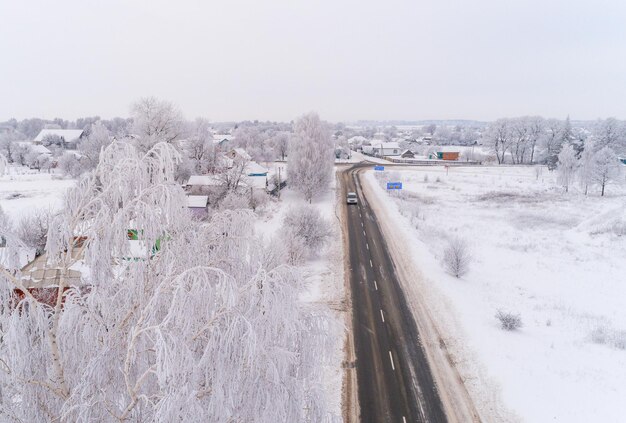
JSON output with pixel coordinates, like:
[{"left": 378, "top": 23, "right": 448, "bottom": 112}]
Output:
[
  {"left": 386, "top": 182, "right": 402, "bottom": 190},
  {"left": 374, "top": 165, "right": 385, "bottom": 171}
]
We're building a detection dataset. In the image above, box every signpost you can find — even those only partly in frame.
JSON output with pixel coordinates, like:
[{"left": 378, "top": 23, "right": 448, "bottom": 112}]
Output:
[
  {"left": 374, "top": 165, "right": 385, "bottom": 171},
  {"left": 386, "top": 182, "right": 402, "bottom": 190}
]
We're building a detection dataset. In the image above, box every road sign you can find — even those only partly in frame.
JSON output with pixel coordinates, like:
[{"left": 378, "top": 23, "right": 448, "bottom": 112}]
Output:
[
  {"left": 374, "top": 165, "right": 385, "bottom": 171},
  {"left": 386, "top": 182, "right": 402, "bottom": 190}
]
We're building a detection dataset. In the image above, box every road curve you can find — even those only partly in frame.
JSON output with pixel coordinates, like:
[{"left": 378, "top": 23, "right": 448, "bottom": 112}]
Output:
[{"left": 341, "top": 163, "right": 448, "bottom": 423}]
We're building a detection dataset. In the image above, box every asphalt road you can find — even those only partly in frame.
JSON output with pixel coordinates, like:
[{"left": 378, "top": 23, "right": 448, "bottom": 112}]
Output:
[{"left": 342, "top": 163, "right": 448, "bottom": 423}]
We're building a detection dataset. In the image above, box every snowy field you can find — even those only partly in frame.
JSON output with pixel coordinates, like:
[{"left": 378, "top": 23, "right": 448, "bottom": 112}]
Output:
[
  {"left": 0, "top": 167, "right": 75, "bottom": 221},
  {"left": 365, "top": 165, "right": 626, "bottom": 422}
]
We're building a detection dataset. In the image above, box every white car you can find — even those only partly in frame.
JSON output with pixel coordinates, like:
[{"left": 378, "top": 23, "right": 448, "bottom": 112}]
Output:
[{"left": 347, "top": 192, "right": 358, "bottom": 204}]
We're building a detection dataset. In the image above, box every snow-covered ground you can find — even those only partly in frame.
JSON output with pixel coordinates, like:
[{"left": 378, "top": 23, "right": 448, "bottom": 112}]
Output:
[
  {"left": 0, "top": 167, "right": 75, "bottom": 221},
  {"left": 364, "top": 165, "right": 626, "bottom": 422},
  {"left": 255, "top": 177, "right": 345, "bottom": 420}
]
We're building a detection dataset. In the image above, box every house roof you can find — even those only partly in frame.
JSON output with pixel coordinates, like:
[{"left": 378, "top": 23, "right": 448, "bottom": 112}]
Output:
[
  {"left": 232, "top": 148, "right": 252, "bottom": 160},
  {"left": 16, "top": 142, "right": 51, "bottom": 155},
  {"left": 186, "top": 195, "right": 209, "bottom": 208},
  {"left": 34, "top": 129, "right": 84, "bottom": 143},
  {"left": 372, "top": 142, "right": 400, "bottom": 149},
  {"left": 245, "top": 161, "right": 268, "bottom": 176},
  {"left": 187, "top": 175, "right": 222, "bottom": 186}
]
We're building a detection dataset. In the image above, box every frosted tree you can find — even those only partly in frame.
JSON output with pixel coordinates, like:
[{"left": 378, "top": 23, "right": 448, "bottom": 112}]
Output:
[
  {"left": 542, "top": 119, "right": 564, "bottom": 169},
  {"left": 594, "top": 118, "right": 625, "bottom": 152},
  {"left": 186, "top": 118, "right": 220, "bottom": 174},
  {"left": 591, "top": 147, "right": 620, "bottom": 196},
  {"left": 578, "top": 140, "right": 596, "bottom": 195},
  {"left": 526, "top": 116, "right": 544, "bottom": 164},
  {"left": 130, "top": 97, "right": 183, "bottom": 151},
  {"left": 510, "top": 117, "right": 529, "bottom": 164},
  {"left": 0, "top": 140, "right": 338, "bottom": 422},
  {"left": 556, "top": 144, "right": 578, "bottom": 192},
  {"left": 288, "top": 113, "right": 334, "bottom": 202},
  {"left": 77, "top": 121, "right": 112, "bottom": 171},
  {"left": 0, "top": 152, "right": 7, "bottom": 176},
  {"left": 272, "top": 131, "right": 290, "bottom": 161},
  {"left": 483, "top": 119, "right": 510, "bottom": 164}
]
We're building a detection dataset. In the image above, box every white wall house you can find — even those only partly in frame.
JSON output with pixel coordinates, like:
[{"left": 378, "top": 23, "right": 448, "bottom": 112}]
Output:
[
  {"left": 34, "top": 129, "right": 84, "bottom": 149},
  {"left": 372, "top": 142, "right": 401, "bottom": 157}
]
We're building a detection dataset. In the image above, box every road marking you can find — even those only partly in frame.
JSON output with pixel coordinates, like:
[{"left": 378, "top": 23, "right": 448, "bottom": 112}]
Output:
[
  {"left": 361, "top": 221, "right": 363, "bottom": 227},
  {"left": 380, "top": 309, "right": 385, "bottom": 322},
  {"left": 366, "top": 242, "right": 369, "bottom": 250},
  {"left": 374, "top": 280, "right": 378, "bottom": 290},
  {"left": 369, "top": 259, "right": 373, "bottom": 268},
  {"left": 363, "top": 230, "right": 366, "bottom": 236},
  {"left": 359, "top": 212, "right": 362, "bottom": 218},
  {"left": 389, "top": 351, "right": 395, "bottom": 371},
  {"left": 402, "top": 417, "right": 407, "bottom": 423}
]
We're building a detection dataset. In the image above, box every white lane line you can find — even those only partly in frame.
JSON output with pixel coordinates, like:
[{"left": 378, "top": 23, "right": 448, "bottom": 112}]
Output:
[
  {"left": 363, "top": 230, "right": 366, "bottom": 236},
  {"left": 374, "top": 280, "right": 378, "bottom": 290},
  {"left": 380, "top": 309, "right": 385, "bottom": 322},
  {"left": 389, "top": 351, "right": 395, "bottom": 371},
  {"left": 369, "top": 259, "right": 373, "bottom": 268},
  {"left": 361, "top": 221, "right": 364, "bottom": 227},
  {"left": 366, "top": 243, "right": 369, "bottom": 250},
  {"left": 402, "top": 417, "right": 407, "bottom": 423},
  {"left": 359, "top": 212, "right": 362, "bottom": 218}
]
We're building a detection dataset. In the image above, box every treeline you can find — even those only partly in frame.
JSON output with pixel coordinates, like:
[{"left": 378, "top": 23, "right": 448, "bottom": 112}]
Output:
[{"left": 482, "top": 116, "right": 626, "bottom": 167}]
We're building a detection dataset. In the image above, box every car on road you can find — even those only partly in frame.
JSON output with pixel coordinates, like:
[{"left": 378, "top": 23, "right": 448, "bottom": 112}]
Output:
[{"left": 347, "top": 192, "right": 358, "bottom": 204}]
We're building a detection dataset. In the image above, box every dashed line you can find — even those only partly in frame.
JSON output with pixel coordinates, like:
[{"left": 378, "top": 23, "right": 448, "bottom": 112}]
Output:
[
  {"left": 389, "top": 351, "right": 395, "bottom": 371},
  {"left": 361, "top": 221, "right": 364, "bottom": 227},
  {"left": 369, "top": 259, "right": 373, "bottom": 268},
  {"left": 366, "top": 242, "right": 369, "bottom": 250},
  {"left": 380, "top": 309, "right": 385, "bottom": 322},
  {"left": 402, "top": 417, "right": 407, "bottom": 423},
  {"left": 374, "top": 280, "right": 378, "bottom": 290},
  {"left": 363, "top": 230, "right": 366, "bottom": 236}
]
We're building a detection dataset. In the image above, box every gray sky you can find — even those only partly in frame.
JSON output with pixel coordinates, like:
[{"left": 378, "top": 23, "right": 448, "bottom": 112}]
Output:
[{"left": 1, "top": 0, "right": 626, "bottom": 122}]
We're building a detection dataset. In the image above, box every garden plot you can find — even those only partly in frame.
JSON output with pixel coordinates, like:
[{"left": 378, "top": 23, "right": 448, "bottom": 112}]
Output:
[{"left": 365, "top": 165, "right": 626, "bottom": 423}]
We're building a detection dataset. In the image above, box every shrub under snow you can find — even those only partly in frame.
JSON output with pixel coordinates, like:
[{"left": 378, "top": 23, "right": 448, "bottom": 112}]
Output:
[
  {"left": 283, "top": 204, "right": 331, "bottom": 252},
  {"left": 495, "top": 310, "right": 523, "bottom": 331}
]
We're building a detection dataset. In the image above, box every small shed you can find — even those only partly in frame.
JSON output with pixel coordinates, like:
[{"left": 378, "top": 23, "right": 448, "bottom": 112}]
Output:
[
  {"left": 186, "top": 195, "right": 209, "bottom": 218},
  {"left": 400, "top": 149, "right": 415, "bottom": 159}
]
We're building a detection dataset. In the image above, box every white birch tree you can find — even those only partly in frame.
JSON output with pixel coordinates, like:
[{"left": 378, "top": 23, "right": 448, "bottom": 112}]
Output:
[
  {"left": 0, "top": 140, "right": 338, "bottom": 422},
  {"left": 288, "top": 113, "right": 334, "bottom": 202}
]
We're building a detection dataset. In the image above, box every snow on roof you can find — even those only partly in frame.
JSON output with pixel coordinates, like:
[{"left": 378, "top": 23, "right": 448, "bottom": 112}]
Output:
[
  {"left": 16, "top": 142, "right": 51, "bottom": 155},
  {"left": 245, "top": 161, "right": 268, "bottom": 176},
  {"left": 187, "top": 175, "right": 222, "bottom": 186},
  {"left": 34, "top": 129, "right": 84, "bottom": 143},
  {"left": 372, "top": 142, "right": 400, "bottom": 149},
  {"left": 186, "top": 195, "right": 209, "bottom": 208}
]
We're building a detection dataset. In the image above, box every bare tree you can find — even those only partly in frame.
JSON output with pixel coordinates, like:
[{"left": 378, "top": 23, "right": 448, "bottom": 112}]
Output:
[
  {"left": 484, "top": 119, "right": 511, "bottom": 164},
  {"left": 578, "top": 140, "right": 596, "bottom": 195},
  {"left": 443, "top": 237, "right": 471, "bottom": 278},
  {"left": 542, "top": 119, "right": 564, "bottom": 169}
]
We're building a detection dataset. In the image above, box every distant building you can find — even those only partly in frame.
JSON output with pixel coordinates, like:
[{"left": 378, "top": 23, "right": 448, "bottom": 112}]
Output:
[
  {"left": 34, "top": 129, "right": 84, "bottom": 149},
  {"left": 372, "top": 142, "right": 401, "bottom": 157},
  {"left": 400, "top": 149, "right": 415, "bottom": 159}
]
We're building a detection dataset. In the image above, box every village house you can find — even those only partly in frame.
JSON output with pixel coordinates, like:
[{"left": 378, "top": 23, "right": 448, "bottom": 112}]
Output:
[{"left": 34, "top": 129, "right": 85, "bottom": 149}]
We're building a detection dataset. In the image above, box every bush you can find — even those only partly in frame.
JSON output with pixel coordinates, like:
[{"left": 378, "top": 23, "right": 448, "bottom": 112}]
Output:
[
  {"left": 495, "top": 310, "right": 523, "bottom": 331},
  {"left": 17, "top": 210, "right": 50, "bottom": 256},
  {"left": 442, "top": 237, "right": 471, "bottom": 278},
  {"left": 283, "top": 205, "right": 331, "bottom": 251}
]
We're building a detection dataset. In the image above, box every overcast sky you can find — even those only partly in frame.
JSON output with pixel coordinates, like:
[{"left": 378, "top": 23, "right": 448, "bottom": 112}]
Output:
[{"left": 1, "top": 0, "right": 625, "bottom": 123}]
